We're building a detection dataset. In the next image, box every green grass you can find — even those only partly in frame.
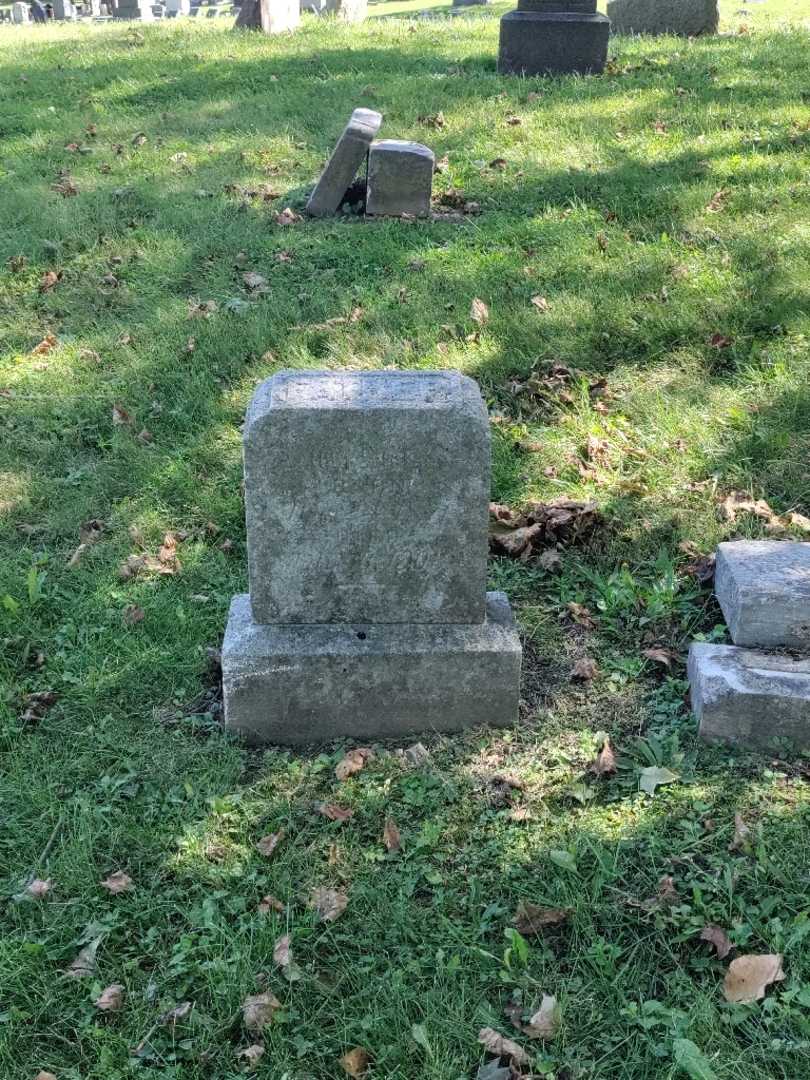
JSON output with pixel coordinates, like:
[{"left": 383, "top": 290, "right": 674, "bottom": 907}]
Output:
[{"left": 2, "top": 2, "right": 810, "bottom": 1077}]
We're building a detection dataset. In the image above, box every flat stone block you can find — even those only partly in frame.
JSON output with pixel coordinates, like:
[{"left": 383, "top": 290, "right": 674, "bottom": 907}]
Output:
[
  {"left": 498, "top": 10, "right": 610, "bottom": 76},
  {"left": 689, "top": 642, "right": 810, "bottom": 752},
  {"left": 608, "top": 0, "right": 718, "bottom": 36},
  {"left": 366, "top": 140, "right": 434, "bottom": 219},
  {"left": 306, "top": 108, "right": 382, "bottom": 218},
  {"left": 245, "top": 370, "right": 490, "bottom": 625},
  {"left": 715, "top": 541, "right": 810, "bottom": 649},
  {"left": 223, "top": 592, "right": 523, "bottom": 745}
]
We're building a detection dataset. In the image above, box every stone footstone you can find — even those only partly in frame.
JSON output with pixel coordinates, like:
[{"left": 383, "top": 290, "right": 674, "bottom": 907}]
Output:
[
  {"left": 306, "top": 108, "right": 382, "bottom": 218},
  {"left": 244, "top": 370, "right": 490, "bottom": 625},
  {"left": 366, "top": 140, "right": 434, "bottom": 218},
  {"left": 223, "top": 368, "right": 521, "bottom": 745},
  {"left": 689, "top": 642, "right": 810, "bottom": 752},
  {"left": 715, "top": 540, "right": 810, "bottom": 650},
  {"left": 498, "top": 0, "right": 610, "bottom": 77},
  {"left": 607, "top": 0, "right": 718, "bottom": 36},
  {"left": 224, "top": 592, "right": 522, "bottom": 744}
]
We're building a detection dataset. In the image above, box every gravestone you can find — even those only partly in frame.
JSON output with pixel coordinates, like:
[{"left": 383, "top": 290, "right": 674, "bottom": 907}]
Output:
[
  {"left": 12, "top": 1, "right": 30, "bottom": 19},
  {"left": 306, "top": 108, "right": 382, "bottom": 218},
  {"left": 498, "top": 0, "right": 610, "bottom": 77},
  {"left": 52, "top": 0, "right": 76, "bottom": 17},
  {"left": 607, "top": 0, "right": 718, "bottom": 36},
  {"left": 113, "top": 0, "right": 154, "bottom": 16},
  {"left": 325, "top": 0, "right": 366, "bottom": 19},
  {"left": 366, "top": 140, "right": 434, "bottom": 218},
  {"left": 715, "top": 540, "right": 810, "bottom": 649},
  {"left": 165, "top": 0, "right": 190, "bottom": 12},
  {"left": 222, "top": 370, "right": 522, "bottom": 744},
  {"left": 453, "top": 0, "right": 490, "bottom": 6}
]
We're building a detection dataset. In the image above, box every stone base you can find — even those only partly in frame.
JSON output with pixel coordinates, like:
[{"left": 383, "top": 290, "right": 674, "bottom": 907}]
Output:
[
  {"left": 689, "top": 642, "right": 810, "bottom": 752},
  {"left": 498, "top": 11, "right": 610, "bottom": 76},
  {"left": 223, "top": 592, "right": 522, "bottom": 744}
]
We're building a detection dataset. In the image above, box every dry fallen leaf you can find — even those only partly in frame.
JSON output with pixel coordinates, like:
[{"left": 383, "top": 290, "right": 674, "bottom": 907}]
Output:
[
  {"left": 723, "top": 954, "right": 784, "bottom": 1003},
  {"left": 100, "top": 871, "right": 134, "bottom": 894},
  {"left": 112, "top": 403, "right": 133, "bottom": 427},
  {"left": 571, "top": 657, "right": 598, "bottom": 681},
  {"left": 590, "top": 736, "right": 616, "bottom": 778},
  {"left": 309, "top": 886, "right": 348, "bottom": 922},
  {"left": 512, "top": 902, "right": 570, "bottom": 936},
  {"left": 66, "top": 939, "right": 100, "bottom": 978},
  {"left": 243, "top": 271, "right": 267, "bottom": 291},
  {"left": 236, "top": 1044, "right": 265, "bottom": 1065},
  {"left": 729, "top": 812, "right": 753, "bottom": 854},
  {"left": 242, "top": 990, "right": 281, "bottom": 1031},
  {"left": 31, "top": 333, "right": 58, "bottom": 356},
  {"left": 35, "top": 1072, "right": 57, "bottom": 1080},
  {"left": 335, "top": 747, "right": 373, "bottom": 781},
  {"left": 478, "top": 1027, "right": 529, "bottom": 1066},
  {"left": 94, "top": 983, "right": 124, "bottom": 1012},
  {"left": 530, "top": 294, "right": 550, "bottom": 312},
  {"left": 257, "top": 894, "right": 285, "bottom": 915},
  {"left": 317, "top": 802, "right": 354, "bottom": 822},
  {"left": 123, "top": 605, "right": 145, "bottom": 626},
  {"left": 26, "top": 878, "right": 52, "bottom": 899},
  {"left": 524, "top": 994, "right": 560, "bottom": 1039},
  {"left": 340, "top": 1047, "right": 370, "bottom": 1077},
  {"left": 21, "top": 690, "right": 58, "bottom": 725},
  {"left": 158, "top": 1001, "right": 192, "bottom": 1026},
  {"left": 275, "top": 207, "right": 300, "bottom": 226},
  {"left": 470, "top": 297, "right": 490, "bottom": 325},
  {"left": 272, "top": 933, "right": 302, "bottom": 980},
  {"left": 383, "top": 817, "right": 401, "bottom": 853},
  {"left": 701, "top": 924, "right": 732, "bottom": 960},
  {"left": 38, "top": 270, "right": 62, "bottom": 293},
  {"left": 256, "top": 831, "right": 284, "bottom": 858},
  {"left": 642, "top": 646, "right": 678, "bottom": 669}
]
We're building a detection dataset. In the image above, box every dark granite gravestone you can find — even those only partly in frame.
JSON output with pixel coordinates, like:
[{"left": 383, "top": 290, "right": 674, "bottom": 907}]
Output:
[{"left": 498, "top": 0, "right": 610, "bottom": 77}]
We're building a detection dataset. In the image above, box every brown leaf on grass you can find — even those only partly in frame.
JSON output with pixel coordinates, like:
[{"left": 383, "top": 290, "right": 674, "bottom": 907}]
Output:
[
  {"left": 335, "top": 747, "right": 373, "bottom": 781},
  {"left": 275, "top": 207, "right": 300, "bottom": 226},
  {"left": 51, "top": 176, "right": 78, "bottom": 197},
  {"left": 94, "top": 984, "right": 124, "bottom": 1012},
  {"left": 477, "top": 1027, "right": 529, "bottom": 1066},
  {"left": 188, "top": 299, "right": 218, "bottom": 319},
  {"left": 309, "top": 886, "right": 348, "bottom": 922},
  {"left": 642, "top": 647, "right": 679, "bottom": 669},
  {"left": 158, "top": 1001, "right": 192, "bottom": 1026},
  {"left": 566, "top": 601, "right": 596, "bottom": 629},
  {"left": 257, "top": 894, "right": 284, "bottom": 914},
  {"left": 418, "top": 111, "right": 445, "bottom": 129},
  {"left": 273, "top": 933, "right": 292, "bottom": 968},
  {"left": 530, "top": 294, "right": 550, "bottom": 312},
  {"left": 383, "top": 817, "right": 401, "bottom": 853},
  {"left": 717, "top": 491, "right": 810, "bottom": 535},
  {"left": 243, "top": 271, "right": 268, "bottom": 291},
  {"left": 340, "top": 1047, "right": 371, "bottom": 1077},
  {"left": 571, "top": 658, "right": 598, "bottom": 681},
  {"left": 723, "top": 954, "right": 784, "bottom": 1003},
  {"left": 31, "top": 333, "right": 58, "bottom": 356},
  {"left": 701, "top": 924, "right": 732, "bottom": 960},
  {"left": 256, "top": 831, "right": 284, "bottom": 858},
  {"left": 590, "top": 736, "right": 616, "bottom": 777},
  {"left": 317, "top": 802, "right": 354, "bottom": 822},
  {"left": 729, "top": 812, "right": 753, "bottom": 854},
  {"left": 489, "top": 499, "right": 600, "bottom": 562},
  {"left": 655, "top": 875, "right": 679, "bottom": 906},
  {"left": 678, "top": 541, "right": 716, "bottom": 584},
  {"left": 505, "top": 114, "right": 522, "bottom": 126},
  {"left": 470, "top": 297, "right": 490, "bottom": 326},
  {"left": 236, "top": 1045, "right": 265, "bottom": 1065},
  {"left": 38, "top": 270, "right": 62, "bottom": 293},
  {"left": 26, "top": 878, "right": 52, "bottom": 899},
  {"left": 242, "top": 990, "right": 281, "bottom": 1031},
  {"left": 35, "top": 1072, "right": 57, "bottom": 1080},
  {"left": 523, "top": 994, "right": 560, "bottom": 1039},
  {"left": 706, "top": 188, "right": 728, "bottom": 213},
  {"left": 101, "top": 871, "right": 134, "bottom": 894},
  {"left": 112, "top": 403, "right": 133, "bottom": 427},
  {"left": 21, "top": 691, "right": 58, "bottom": 724},
  {"left": 123, "top": 605, "right": 145, "bottom": 626},
  {"left": 66, "top": 940, "right": 100, "bottom": 978},
  {"left": 512, "top": 902, "right": 570, "bottom": 936}
]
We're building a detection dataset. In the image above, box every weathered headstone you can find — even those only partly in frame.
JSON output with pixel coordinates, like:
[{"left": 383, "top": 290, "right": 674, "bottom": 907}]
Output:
[
  {"left": 366, "top": 140, "right": 434, "bottom": 218},
  {"left": 607, "top": 0, "right": 718, "bottom": 36},
  {"left": 12, "top": 1, "right": 30, "bottom": 20},
  {"left": 325, "top": 0, "right": 366, "bottom": 20},
  {"left": 223, "top": 370, "right": 522, "bottom": 744},
  {"left": 715, "top": 540, "right": 810, "bottom": 649},
  {"left": 235, "top": 0, "right": 298, "bottom": 27},
  {"left": 689, "top": 643, "right": 810, "bottom": 752},
  {"left": 306, "top": 108, "right": 382, "bottom": 218},
  {"left": 498, "top": 0, "right": 610, "bottom": 77},
  {"left": 52, "top": 0, "right": 76, "bottom": 17},
  {"left": 113, "top": 0, "right": 154, "bottom": 17},
  {"left": 165, "top": 0, "right": 190, "bottom": 12}
]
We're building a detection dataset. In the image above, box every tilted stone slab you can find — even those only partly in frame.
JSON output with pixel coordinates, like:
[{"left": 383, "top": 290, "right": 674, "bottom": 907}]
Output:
[
  {"left": 223, "top": 592, "right": 522, "bottom": 744},
  {"left": 715, "top": 540, "right": 810, "bottom": 649},
  {"left": 244, "top": 370, "right": 490, "bottom": 625},
  {"left": 689, "top": 642, "right": 810, "bottom": 752},
  {"left": 607, "top": 0, "right": 718, "bottom": 37},
  {"left": 306, "top": 108, "right": 382, "bottom": 218},
  {"left": 366, "top": 140, "right": 434, "bottom": 219}
]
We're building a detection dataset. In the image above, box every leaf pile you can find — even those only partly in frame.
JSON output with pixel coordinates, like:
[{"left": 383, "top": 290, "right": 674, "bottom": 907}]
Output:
[
  {"left": 489, "top": 499, "right": 601, "bottom": 562},
  {"left": 501, "top": 363, "right": 609, "bottom": 420}
]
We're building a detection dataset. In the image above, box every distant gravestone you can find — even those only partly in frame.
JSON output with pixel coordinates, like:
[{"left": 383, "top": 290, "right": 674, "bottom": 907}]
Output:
[
  {"left": 325, "top": 0, "right": 366, "bottom": 20},
  {"left": 113, "top": 0, "right": 154, "bottom": 17},
  {"left": 607, "top": 0, "right": 719, "bottom": 36},
  {"left": 222, "top": 370, "right": 522, "bottom": 744},
  {"left": 306, "top": 108, "right": 382, "bottom": 218},
  {"left": 366, "top": 140, "right": 434, "bottom": 218},
  {"left": 498, "top": 0, "right": 610, "bottom": 77},
  {"left": 235, "top": 0, "right": 299, "bottom": 31},
  {"left": 12, "top": 1, "right": 30, "bottom": 20}
]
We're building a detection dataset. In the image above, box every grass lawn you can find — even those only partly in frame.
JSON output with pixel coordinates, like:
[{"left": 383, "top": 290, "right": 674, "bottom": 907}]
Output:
[{"left": 2, "top": 1, "right": 810, "bottom": 1077}]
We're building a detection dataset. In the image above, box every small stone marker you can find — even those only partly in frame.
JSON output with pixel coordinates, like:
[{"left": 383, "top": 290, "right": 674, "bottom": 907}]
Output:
[
  {"left": 689, "top": 643, "right": 810, "bottom": 752},
  {"left": 498, "top": 0, "right": 610, "bottom": 77},
  {"left": 223, "top": 369, "right": 522, "bottom": 744},
  {"left": 689, "top": 540, "right": 810, "bottom": 752},
  {"left": 366, "top": 140, "right": 434, "bottom": 218},
  {"left": 715, "top": 540, "right": 810, "bottom": 649},
  {"left": 306, "top": 108, "right": 382, "bottom": 218},
  {"left": 325, "top": 0, "right": 367, "bottom": 20},
  {"left": 607, "top": 0, "right": 718, "bottom": 36}
]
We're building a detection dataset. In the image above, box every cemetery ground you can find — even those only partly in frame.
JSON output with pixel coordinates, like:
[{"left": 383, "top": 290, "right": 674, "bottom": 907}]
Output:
[{"left": 1, "top": 1, "right": 810, "bottom": 1077}]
